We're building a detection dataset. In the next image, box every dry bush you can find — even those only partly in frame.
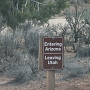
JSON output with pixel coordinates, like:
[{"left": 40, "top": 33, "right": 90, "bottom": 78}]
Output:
[
  {"left": 0, "top": 24, "right": 39, "bottom": 83},
  {"left": 3, "top": 51, "right": 38, "bottom": 83},
  {"left": 76, "top": 47, "right": 90, "bottom": 58},
  {"left": 24, "top": 32, "right": 39, "bottom": 58},
  {"left": 62, "top": 53, "right": 89, "bottom": 79},
  {"left": 65, "top": 63, "right": 86, "bottom": 78}
]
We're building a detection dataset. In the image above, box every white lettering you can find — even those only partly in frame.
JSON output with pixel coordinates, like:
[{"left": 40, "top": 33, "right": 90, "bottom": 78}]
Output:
[
  {"left": 48, "top": 60, "right": 58, "bottom": 65},
  {"left": 44, "top": 42, "right": 62, "bottom": 47},
  {"left": 45, "top": 47, "right": 61, "bottom": 51},
  {"left": 45, "top": 47, "right": 49, "bottom": 51},
  {"left": 45, "top": 56, "right": 47, "bottom": 60},
  {"left": 45, "top": 56, "right": 61, "bottom": 60},
  {"left": 44, "top": 42, "right": 48, "bottom": 46}
]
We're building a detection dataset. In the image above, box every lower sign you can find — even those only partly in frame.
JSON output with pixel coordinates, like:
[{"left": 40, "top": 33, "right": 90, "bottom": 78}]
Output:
[
  {"left": 43, "top": 54, "right": 63, "bottom": 69},
  {"left": 42, "top": 36, "right": 64, "bottom": 70}
]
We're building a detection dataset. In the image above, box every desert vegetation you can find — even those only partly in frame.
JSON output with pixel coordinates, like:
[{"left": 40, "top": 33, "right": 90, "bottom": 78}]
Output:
[
  {"left": 0, "top": 23, "right": 39, "bottom": 83},
  {"left": 0, "top": 0, "right": 90, "bottom": 86}
]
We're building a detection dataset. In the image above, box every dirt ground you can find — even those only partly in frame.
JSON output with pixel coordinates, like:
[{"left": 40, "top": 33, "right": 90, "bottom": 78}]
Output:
[{"left": 0, "top": 72, "right": 90, "bottom": 90}]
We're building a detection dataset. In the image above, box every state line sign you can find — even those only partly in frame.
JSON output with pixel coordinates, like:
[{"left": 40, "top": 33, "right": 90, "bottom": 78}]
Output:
[{"left": 42, "top": 36, "right": 64, "bottom": 70}]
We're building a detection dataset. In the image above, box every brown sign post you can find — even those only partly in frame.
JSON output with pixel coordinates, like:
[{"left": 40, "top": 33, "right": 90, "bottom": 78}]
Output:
[{"left": 38, "top": 36, "right": 64, "bottom": 90}]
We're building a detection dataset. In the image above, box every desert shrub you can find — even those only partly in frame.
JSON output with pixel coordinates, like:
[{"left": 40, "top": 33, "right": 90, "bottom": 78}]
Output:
[
  {"left": 63, "top": 53, "right": 88, "bottom": 79},
  {"left": 87, "top": 66, "right": 90, "bottom": 73},
  {"left": 65, "top": 63, "right": 86, "bottom": 78},
  {"left": 85, "top": 62, "right": 90, "bottom": 74},
  {"left": 43, "top": 24, "right": 69, "bottom": 37},
  {"left": 76, "top": 47, "right": 90, "bottom": 58},
  {"left": 2, "top": 50, "right": 38, "bottom": 83},
  {"left": 0, "top": 16, "right": 3, "bottom": 29},
  {"left": 24, "top": 32, "right": 39, "bottom": 58},
  {"left": 0, "top": 24, "right": 40, "bottom": 83},
  {"left": 0, "top": 29, "right": 14, "bottom": 58},
  {"left": 73, "top": 43, "right": 81, "bottom": 53},
  {"left": 1, "top": 51, "right": 37, "bottom": 83}
]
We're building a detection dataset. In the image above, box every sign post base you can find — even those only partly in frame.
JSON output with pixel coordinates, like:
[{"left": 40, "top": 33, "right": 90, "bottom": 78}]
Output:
[{"left": 47, "top": 70, "right": 55, "bottom": 90}]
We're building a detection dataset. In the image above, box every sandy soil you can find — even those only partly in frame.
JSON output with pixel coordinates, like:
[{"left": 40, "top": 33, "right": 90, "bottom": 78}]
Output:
[{"left": 0, "top": 71, "right": 90, "bottom": 90}]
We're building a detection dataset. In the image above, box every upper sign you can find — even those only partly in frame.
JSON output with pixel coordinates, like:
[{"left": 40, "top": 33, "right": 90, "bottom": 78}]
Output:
[{"left": 42, "top": 36, "right": 64, "bottom": 70}]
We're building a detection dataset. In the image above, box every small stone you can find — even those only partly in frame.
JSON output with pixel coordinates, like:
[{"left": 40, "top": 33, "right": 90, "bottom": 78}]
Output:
[{"left": 78, "top": 84, "right": 80, "bottom": 85}]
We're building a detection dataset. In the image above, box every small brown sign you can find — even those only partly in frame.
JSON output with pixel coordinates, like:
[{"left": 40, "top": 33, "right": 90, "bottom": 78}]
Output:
[{"left": 42, "top": 36, "right": 64, "bottom": 70}]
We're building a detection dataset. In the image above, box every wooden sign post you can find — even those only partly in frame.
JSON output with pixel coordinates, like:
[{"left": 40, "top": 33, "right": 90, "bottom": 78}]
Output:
[
  {"left": 38, "top": 36, "right": 64, "bottom": 90},
  {"left": 47, "top": 70, "right": 55, "bottom": 90},
  {"left": 38, "top": 36, "right": 43, "bottom": 70}
]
